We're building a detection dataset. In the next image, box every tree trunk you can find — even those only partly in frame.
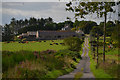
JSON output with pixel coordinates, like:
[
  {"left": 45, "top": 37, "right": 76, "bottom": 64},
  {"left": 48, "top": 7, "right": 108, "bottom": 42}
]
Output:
[{"left": 103, "top": 12, "right": 107, "bottom": 63}]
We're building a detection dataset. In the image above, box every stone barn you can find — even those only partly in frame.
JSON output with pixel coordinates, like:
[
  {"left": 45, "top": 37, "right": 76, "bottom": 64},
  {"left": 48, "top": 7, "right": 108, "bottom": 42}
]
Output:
[{"left": 36, "top": 30, "right": 80, "bottom": 40}]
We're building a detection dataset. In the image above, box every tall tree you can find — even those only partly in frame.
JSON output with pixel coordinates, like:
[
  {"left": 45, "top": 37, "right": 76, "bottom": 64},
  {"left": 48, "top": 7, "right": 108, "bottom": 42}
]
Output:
[
  {"left": 10, "top": 17, "right": 16, "bottom": 35},
  {"left": 66, "top": 1, "right": 119, "bottom": 62},
  {"left": 2, "top": 24, "right": 13, "bottom": 41}
]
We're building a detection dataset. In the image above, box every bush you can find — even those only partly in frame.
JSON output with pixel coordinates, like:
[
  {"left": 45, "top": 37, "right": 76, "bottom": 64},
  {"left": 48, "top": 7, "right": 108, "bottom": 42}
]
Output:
[
  {"left": 2, "top": 51, "right": 35, "bottom": 72},
  {"left": 2, "top": 49, "right": 82, "bottom": 78},
  {"left": 2, "top": 35, "right": 14, "bottom": 41},
  {"left": 40, "top": 49, "right": 56, "bottom": 54},
  {"left": 64, "top": 37, "right": 83, "bottom": 52},
  {"left": 55, "top": 49, "right": 82, "bottom": 59}
]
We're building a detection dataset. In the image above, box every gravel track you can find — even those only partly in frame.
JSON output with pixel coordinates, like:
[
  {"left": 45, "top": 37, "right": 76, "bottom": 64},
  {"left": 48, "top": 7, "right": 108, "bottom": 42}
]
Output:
[{"left": 57, "top": 37, "right": 95, "bottom": 80}]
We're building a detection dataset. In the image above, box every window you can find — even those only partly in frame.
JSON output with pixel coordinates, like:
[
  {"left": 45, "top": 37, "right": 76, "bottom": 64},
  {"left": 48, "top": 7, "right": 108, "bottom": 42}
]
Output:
[
  {"left": 73, "top": 35, "right": 76, "bottom": 37},
  {"left": 39, "top": 36, "right": 42, "bottom": 38},
  {"left": 58, "top": 35, "right": 61, "bottom": 38}
]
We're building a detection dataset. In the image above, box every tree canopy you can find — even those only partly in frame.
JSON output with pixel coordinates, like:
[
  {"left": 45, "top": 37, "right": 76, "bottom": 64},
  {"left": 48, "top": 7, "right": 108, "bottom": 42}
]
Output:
[{"left": 73, "top": 20, "right": 97, "bottom": 34}]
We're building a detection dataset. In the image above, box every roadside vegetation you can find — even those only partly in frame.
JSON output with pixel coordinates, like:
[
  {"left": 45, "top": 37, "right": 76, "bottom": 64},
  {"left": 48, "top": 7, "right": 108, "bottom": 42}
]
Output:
[
  {"left": 74, "top": 72, "right": 83, "bottom": 80},
  {"left": 89, "top": 35, "right": 119, "bottom": 78},
  {"left": 2, "top": 37, "right": 83, "bottom": 79}
]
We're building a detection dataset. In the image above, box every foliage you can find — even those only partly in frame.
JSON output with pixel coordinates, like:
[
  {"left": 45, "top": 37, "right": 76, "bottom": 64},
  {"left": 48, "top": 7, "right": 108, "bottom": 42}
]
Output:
[
  {"left": 111, "top": 24, "right": 120, "bottom": 42},
  {"left": 66, "top": 2, "right": 116, "bottom": 18},
  {"left": 90, "top": 20, "right": 116, "bottom": 37},
  {"left": 2, "top": 35, "right": 14, "bottom": 41},
  {"left": 88, "top": 39, "right": 112, "bottom": 78},
  {"left": 2, "top": 24, "right": 14, "bottom": 41},
  {"left": 90, "top": 26, "right": 103, "bottom": 37},
  {"left": 90, "top": 59, "right": 112, "bottom": 78},
  {"left": 73, "top": 20, "right": 97, "bottom": 34},
  {"left": 64, "top": 37, "right": 83, "bottom": 52},
  {"left": 2, "top": 49, "right": 81, "bottom": 78},
  {"left": 74, "top": 72, "right": 83, "bottom": 80},
  {"left": 98, "top": 21, "right": 116, "bottom": 36},
  {"left": 2, "top": 51, "right": 35, "bottom": 73},
  {"left": 88, "top": 36, "right": 119, "bottom": 78},
  {"left": 105, "top": 48, "right": 118, "bottom": 55},
  {"left": 55, "top": 49, "right": 82, "bottom": 59},
  {"left": 40, "top": 49, "right": 56, "bottom": 54}
]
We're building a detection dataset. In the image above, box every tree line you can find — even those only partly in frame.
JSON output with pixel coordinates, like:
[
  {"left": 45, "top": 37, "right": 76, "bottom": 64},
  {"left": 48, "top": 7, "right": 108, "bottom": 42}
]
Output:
[
  {"left": 2, "top": 16, "right": 100, "bottom": 41},
  {"left": 2, "top": 16, "right": 119, "bottom": 42},
  {"left": 2, "top": 17, "right": 74, "bottom": 41}
]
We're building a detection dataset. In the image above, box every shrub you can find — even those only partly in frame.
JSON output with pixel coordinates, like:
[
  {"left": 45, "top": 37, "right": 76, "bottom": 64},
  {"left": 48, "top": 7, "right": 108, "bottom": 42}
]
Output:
[
  {"left": 2, "top": 51, "right": 35, "bottom": 72},
  {"left": 74, "top": 72, "right": 83, "bottom": 80},
  {"left": 55, "top": 49, "right": 81, "bottom": 59},
  {"left": 40, "top": 49, "right": 56, "bottom": 55},
  {"left": 64, "top": 37, "right": 83, "bottom": 52},
  {"left": 2, "top": 49, "right": 82, "bottom": 78}
]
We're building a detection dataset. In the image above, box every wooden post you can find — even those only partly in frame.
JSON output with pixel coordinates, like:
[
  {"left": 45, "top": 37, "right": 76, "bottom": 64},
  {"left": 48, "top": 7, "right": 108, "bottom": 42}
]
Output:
[
  {"left": 103, "top": 12, "right": 106, "bottom": 63},
  {"left": 93, "top": 45, "right": 95, "bottom": 59},
  {"left": 97, "top": 31, "right": 99, "bottom": 64}
]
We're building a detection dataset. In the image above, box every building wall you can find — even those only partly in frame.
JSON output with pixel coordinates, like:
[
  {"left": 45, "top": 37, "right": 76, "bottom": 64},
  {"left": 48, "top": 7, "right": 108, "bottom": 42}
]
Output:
[
  {"left": 27, "top": 31, "right": 37, "bottom": 36},
  {"left": 37, "top": 31, "right": 81, "bottom": 40}
]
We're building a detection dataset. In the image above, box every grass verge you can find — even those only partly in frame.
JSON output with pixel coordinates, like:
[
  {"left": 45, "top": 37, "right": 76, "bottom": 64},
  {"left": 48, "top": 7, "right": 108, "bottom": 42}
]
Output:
[
  {"left": 88, "top": 38, "right": 113, "bottom": 78},
  {"left": 74, "top": 72, "right": 83, "bottom": 80}
]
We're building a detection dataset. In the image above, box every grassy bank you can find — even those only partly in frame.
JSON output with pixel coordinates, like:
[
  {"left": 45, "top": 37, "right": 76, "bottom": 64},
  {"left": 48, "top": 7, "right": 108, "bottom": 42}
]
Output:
[{"left": 2, "top": 49, "right": 81, "bottom": 79}]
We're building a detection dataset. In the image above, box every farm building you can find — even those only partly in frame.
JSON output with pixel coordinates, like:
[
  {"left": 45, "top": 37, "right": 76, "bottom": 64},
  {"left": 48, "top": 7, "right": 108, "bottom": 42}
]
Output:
[{"left": 18, "top": 26, "right": 84, "bottom": 40}]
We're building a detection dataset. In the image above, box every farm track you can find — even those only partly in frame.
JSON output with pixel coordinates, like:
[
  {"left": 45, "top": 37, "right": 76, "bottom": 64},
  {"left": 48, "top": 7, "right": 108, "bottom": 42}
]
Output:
[{"left": 56, "top": 37, "right": 95, "bottom": 80}]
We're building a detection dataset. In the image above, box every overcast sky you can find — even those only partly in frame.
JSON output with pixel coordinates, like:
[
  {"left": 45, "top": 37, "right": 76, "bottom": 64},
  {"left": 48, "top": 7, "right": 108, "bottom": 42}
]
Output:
[{"left": 1, "top": 2, "right": 119, "bottom": 25}]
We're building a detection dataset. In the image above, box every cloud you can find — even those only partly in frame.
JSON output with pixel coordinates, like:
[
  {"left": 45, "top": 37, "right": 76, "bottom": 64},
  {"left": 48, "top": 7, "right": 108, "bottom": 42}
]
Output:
[
  {"left": 2, "top": 2, "right": 119, "bottom": 25},
  {"left": 0, "top": 3, "right": 2, "bottom": 25},
  {"left": 3, "top": 8, "right": 40, "bottom": 17},
  {"left": 2, "top": 0, "right": 70, "bottom": 2},
  {"left": 2, "top": 2, "right": 24, "bottom": 6},
  {"left": 2, "top": 2, "right": 74, "bottom": 24}
]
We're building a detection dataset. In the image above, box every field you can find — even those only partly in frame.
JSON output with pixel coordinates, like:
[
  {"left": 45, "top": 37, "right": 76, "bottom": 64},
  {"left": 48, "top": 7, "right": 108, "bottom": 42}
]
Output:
[
  {"left": 2, "top": 40, "right": 67, "bottom": 51},
  {"left": 2, "top": 39, "right": 83, "bottom": 79}
]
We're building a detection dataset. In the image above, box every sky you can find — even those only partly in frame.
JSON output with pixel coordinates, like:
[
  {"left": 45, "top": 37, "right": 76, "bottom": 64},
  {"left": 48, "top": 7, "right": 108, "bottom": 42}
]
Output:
[{"left": 1, "top": 1, "right": 119, "bottom": 25}]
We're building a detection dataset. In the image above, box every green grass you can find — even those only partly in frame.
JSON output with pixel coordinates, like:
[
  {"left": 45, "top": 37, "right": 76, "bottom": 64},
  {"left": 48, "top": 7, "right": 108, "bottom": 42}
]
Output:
[
  {"left": 80, "top": 41, "right": 84, "bottom": 55},
  {"left": 45, "top": 70, "right": 63, "bottom": 78},
  {"left": 88, "top": 38, "right": 113, "bottom": 78},
  {"left": 2, "top": 38, "right": 83, "bottom": 79},
  {"left": 2, "top": 50, "right": 79, "bottom": 79},
  {"left": 0, "top": 73, "right": 1, "bottom": 80},
  {"left": 84, "top": 48, "right": 87, "bottom": 56},
  {"left": 2, "top": 48, "right": 82, "bottom": 79},
  {"left": 2, "top": 51, "right": 36, "bottom": 72},
  {"left": 97, "top": 45, "right": 118, "bottom": 55},
  {"left": 74, "top": 72, "right": 83, "bottom": 80},
  {"left": 105, "top": 48, "right": 118, "bottom": 55},
  {"left": 2, "top": 40, "right": 67, "bottom": 51},
  {"left": 90, "top": 59, "right": 112, "bottom": 78},
  {"left": 44, "top": 68, "right": 74, "bottom": 79}
]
